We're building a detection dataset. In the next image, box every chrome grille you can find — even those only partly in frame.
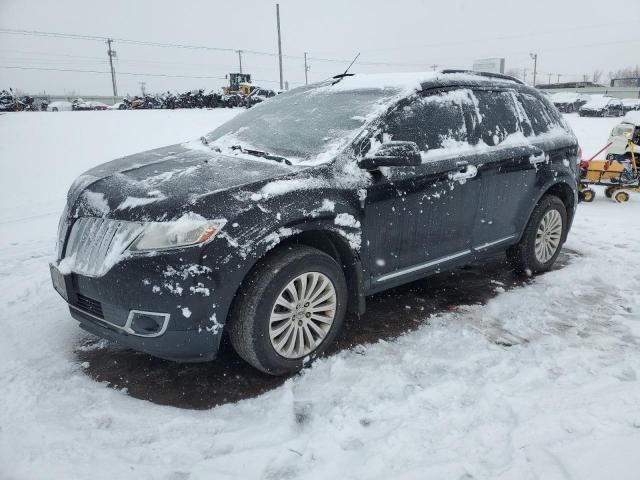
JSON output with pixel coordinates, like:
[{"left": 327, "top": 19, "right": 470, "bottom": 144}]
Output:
[
  {"left": 64, "top": 217, "right": 143, "bottom": 277},
  {"left": 75, "top": 294, "right": 104, "bottom": 319}
]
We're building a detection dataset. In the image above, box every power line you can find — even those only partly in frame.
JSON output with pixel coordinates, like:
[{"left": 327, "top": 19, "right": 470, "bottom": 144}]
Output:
[
  {"left": 0, "top": 65, "right": 227, "bottom": 79},
  {"left": 0, "top": 64, "right": 299, "bottom": 85},
  {"left": 0, "top": 27, "right": 438, "bottom": 68}
]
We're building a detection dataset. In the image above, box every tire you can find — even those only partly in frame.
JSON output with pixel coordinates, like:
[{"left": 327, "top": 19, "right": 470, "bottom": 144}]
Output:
[
  {"left": 227, "top": 245, "right": 348, "bottom": 375},
  {"left": 614, "top": 190, "right": 630, "bottom": 203},
  {"left": 51, "top": 107, "right": 58, "bottom": 112},
  {"left": 581, "top": 188, "right": 595, "bottom": 202},
  {"left": 605, "top": 186, "right": 617, "bottom": 198},
  {"left": 507, "top": 195, "right": 567, "bottom": 275}
]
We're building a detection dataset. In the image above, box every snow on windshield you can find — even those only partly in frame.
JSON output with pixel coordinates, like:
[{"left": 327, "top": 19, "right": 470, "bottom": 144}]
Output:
[{"left": 205, "top": 82, "right": 410, "bottom": 165}]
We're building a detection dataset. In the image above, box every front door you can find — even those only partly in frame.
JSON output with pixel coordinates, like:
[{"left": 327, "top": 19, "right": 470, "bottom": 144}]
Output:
[{"left": 361, "top": 88, "right": 483, "bottom": 290}]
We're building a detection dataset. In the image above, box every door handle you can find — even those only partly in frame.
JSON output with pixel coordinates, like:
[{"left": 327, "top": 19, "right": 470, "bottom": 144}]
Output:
[
  {"left": 448, "top": 164, "right": 478, "bottom": 182},
  {"left": 529, "top": 152, "right": 548, "bottom": 165}
]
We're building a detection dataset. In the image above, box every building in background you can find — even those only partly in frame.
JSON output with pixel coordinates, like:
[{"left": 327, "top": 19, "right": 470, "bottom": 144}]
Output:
[{"left": 472, "top": 58, "right": 505, "bottom": 74}]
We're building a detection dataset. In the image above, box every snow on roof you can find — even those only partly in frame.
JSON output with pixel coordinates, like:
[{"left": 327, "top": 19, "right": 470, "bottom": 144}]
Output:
[
  {"left": 551, "top": 92, "right": 581, "bottom": 102},
  {"left": 623, "top": 111, "right": 640, "bottom": 125},
  {"left": 582, "top": 96, "right": 614, "bottom": 108},
  {"left": 321, "top": 70, "right": 517, "bottom": 93}
]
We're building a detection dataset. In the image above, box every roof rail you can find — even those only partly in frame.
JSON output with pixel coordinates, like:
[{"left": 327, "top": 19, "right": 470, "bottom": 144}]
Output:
[{"left": 441, "top": 69, "right": 524, "bottom": 85}]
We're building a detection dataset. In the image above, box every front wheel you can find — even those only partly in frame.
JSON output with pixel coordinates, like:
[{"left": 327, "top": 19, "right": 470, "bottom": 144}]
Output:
[
  {"left": 507, "top": 195, "right": 567, "bottom": 274},
  {"left": 227, "top": 245, "right": 348, "bottom": 375}
]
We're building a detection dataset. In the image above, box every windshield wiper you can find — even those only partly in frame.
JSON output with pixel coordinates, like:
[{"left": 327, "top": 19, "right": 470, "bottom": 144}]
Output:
[
  {"left": 231, "top": 145, "right": 292, "bottom": 165},
  {"left": 331, "top": 52, "right": 360, "bottom": 85}
]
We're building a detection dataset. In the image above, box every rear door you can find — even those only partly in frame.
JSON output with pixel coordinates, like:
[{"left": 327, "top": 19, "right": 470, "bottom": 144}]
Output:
[
  {"left": 470, "top": 89, "right": 543, "bottom": 250},
  {"left": 362, "top": 88, "right": 484, "bottom": 289}
]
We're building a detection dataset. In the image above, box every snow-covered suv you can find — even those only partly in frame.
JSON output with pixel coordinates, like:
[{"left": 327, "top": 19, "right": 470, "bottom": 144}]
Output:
[{"left": 50, "top": 70, "right": 579, "bottom": 375}]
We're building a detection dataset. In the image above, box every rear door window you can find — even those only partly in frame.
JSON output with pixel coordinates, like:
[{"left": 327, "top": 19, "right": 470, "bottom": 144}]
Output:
[
  {"left": 472, "top": 90, "right": 520, "bottom": 146},
  {"left": 516, "top": 92, "right": 561, "bottom": 136}
]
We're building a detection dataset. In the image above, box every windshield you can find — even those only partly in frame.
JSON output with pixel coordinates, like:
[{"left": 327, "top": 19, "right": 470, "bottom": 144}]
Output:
[
  {"left": 611, "top": 123, "right": 634, "bottom": 137},
  {"left": 205, "top": 83, "right": 405, "bottom": 164}
]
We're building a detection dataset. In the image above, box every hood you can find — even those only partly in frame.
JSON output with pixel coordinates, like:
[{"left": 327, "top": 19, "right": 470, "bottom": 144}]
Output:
[{"left": 68, "top": 143, "right": 298, "bottom": 221}]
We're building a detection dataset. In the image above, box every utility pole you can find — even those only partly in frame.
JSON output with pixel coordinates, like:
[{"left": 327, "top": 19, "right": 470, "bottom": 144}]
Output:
[
  {"left": 548, "top": 73, "right": 553, "bottom": 85},
  {"left": 557, "top": 73, "right": 562, "bottom": 84},
  {"left": 106, "top": 38, "right": 118, "bottom": 97},
  {"left": 429, "top": 64, "right": 438, "bottom": 71},
  {"left": 139, "top": 81, "right": 146, "bottom": 96},
  {"left": 530, "top": 53, "right": 538, "bottom": 86},
  {"left": 304, "top": 52, "right": 310, "bottom": 85},
  {"left": 237, "top": 50, "right": 243, "bottom": 74},
  {"left": 276, "top": 4, "right": 284, "bottom": 90},
  {"left": 522, "top": 68, "right": 527, "bottom": 82}
]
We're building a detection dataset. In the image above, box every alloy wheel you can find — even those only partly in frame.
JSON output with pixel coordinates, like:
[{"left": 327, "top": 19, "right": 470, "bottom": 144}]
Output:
[
  {"left": 534, "top": 209, "right": 563, "bottom": 264},
  {"left": 269, "top": 272, "right": 337, "bottom": 359}
]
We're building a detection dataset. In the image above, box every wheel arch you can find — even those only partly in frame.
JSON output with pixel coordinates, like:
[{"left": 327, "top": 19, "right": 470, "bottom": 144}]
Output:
[
  {"left": 529, "top": 179, "right": 578, "bottom": 242},
  {"left": 221, "top": 218, "right": 366, "bottom": 332},
  {"left": 277, "top": 228, "right": 366, "bottom": 315}
]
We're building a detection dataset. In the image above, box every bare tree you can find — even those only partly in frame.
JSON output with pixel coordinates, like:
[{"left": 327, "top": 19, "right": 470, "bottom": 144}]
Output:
[
  {"left": 608, "top": 65, "right": 640, "bottom": 86},
  {"left": 592, "top": 69, "right": 604, "bottom": 84}
]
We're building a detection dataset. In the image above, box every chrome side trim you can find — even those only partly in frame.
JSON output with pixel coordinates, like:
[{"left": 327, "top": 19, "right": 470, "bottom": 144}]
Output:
[
  {"left": 70, "top": 305, "right": 170, "bottom": 338},
  {"left": 375, "top": 250, "right": 471, "bottom": 283},
  {"left": 472, "top": 235, "right": 516, "bottom": 252}
]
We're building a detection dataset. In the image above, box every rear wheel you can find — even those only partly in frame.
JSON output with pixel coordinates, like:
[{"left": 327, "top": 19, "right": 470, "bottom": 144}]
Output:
[
  {"left": 507, "top": 195, "right": 567, "bottom": 274},
  {"left": 227, "top": 245, "right": 348, "bottom": 375},
  {"left": 614, "top": 190, "right": 630, "bottom": 203}
]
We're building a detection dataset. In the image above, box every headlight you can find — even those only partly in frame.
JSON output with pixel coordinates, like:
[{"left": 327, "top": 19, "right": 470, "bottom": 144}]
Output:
[{"left": 128, "top": 216, "right": 226, "bottom": 252}]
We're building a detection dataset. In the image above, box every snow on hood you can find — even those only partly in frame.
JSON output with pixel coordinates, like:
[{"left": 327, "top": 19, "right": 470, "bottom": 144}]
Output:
[{"left": 67, "top": 143, "right": 295, "bottom": 221}]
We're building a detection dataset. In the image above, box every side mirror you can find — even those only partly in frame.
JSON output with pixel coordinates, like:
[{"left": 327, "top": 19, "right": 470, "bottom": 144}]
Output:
[{"left": 358, "top": 141, "right": 422, "bottom": 170}]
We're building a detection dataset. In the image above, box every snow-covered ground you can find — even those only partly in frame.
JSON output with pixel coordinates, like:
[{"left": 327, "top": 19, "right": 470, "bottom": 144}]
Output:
[{"left": 1, "top": 110, "right": 639, "bottom": 480}]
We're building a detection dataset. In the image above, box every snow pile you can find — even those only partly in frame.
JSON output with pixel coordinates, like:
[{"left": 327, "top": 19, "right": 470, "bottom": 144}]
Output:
[{"left": 1, "top": 111, "right": 639, "bottom": 479}]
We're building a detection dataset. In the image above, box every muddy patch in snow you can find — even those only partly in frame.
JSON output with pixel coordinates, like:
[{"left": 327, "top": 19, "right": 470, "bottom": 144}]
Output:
[{"left": 75, "top": 250, "right": 578, "bottom": 410}]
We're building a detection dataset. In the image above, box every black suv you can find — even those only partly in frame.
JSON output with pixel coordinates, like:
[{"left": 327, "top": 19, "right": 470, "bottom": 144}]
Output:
[{"left": 51, "top": 71, "right": 579, "bottom": 375}]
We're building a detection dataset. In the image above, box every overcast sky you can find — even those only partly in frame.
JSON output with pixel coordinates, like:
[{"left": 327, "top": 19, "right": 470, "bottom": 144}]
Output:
[{"left": 1, "top": 0, "right": 639, "bottom": 97}]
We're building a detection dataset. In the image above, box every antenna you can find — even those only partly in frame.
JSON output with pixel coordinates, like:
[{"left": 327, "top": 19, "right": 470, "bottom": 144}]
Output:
[{"left": 332, "top": 52, "right": 360, "bottom": 84}]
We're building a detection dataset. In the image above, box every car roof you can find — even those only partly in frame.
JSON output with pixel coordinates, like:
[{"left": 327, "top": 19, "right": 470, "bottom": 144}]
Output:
[
  {"left": 623, "top": 111, "right": 640, "bottom": 126},
  {"left": 319, "top": 70, "right": 523, "bottom": 92}
]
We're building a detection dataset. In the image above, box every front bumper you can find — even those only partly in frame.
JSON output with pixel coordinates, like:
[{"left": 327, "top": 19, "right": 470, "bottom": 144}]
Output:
[{"left": 50, "top": 243, "right": 235, "bottom": 362}]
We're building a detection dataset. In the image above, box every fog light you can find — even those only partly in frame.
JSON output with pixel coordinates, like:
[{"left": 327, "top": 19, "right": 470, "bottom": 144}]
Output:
[{"left": 126, "top": 310, "right": 170, "bottom": 337}]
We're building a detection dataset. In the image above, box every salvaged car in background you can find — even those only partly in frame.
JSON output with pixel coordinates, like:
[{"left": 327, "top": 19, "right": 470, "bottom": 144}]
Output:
[
  {"left": 550, "top": 91, "right": 590, "bottom": 113},
  {"left": 579, "top": 95, "right": 624, "bottom": 117}
]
